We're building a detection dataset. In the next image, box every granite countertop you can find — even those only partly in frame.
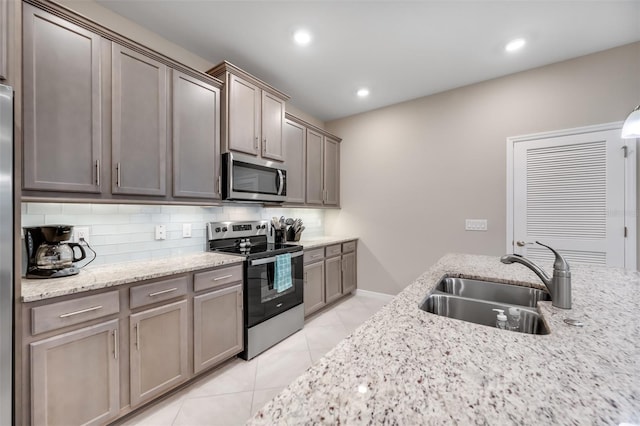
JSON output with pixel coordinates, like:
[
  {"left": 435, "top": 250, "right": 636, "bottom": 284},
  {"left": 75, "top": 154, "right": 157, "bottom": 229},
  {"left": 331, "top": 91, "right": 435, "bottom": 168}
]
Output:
[
  {"left": 21, "top": 236, "right": 357, "bottom": 303},
  {"left": 21, "top": 252, "right": 243, "bottom": 303},
  {"left": 293, "top": 236, "right": 358, "bottom": 250},
  {"left": 251, "top": 253, "right": 640, "bottom": 425}
]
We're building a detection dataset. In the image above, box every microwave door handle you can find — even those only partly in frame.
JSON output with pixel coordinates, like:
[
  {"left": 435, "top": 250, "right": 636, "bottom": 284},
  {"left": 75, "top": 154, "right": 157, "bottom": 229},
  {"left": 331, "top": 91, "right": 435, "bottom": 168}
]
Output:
[{"left": 277, "top": 170, "right": 284, "bottom": 195}]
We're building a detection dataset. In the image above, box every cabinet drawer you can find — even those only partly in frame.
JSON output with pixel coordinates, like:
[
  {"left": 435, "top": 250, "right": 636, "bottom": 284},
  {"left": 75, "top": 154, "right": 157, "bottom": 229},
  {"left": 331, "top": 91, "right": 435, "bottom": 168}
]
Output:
[
  {"left": 130, "top": 276, "right": 188, "bottom": 309},
  {"left": 303, "top": 248, "right": 325, "bottom": 264},
  {"left": 31, "top": 291, "right": 119, "bottom": 335},
  {"left": 342, "top": 241, "right": 356, "bottom": 253},
  {"left": 325, "top": 244, "right": 342, "bottom": 258},
  {"left": 194, "top": 265, "right": 243, "bottom": 293}
]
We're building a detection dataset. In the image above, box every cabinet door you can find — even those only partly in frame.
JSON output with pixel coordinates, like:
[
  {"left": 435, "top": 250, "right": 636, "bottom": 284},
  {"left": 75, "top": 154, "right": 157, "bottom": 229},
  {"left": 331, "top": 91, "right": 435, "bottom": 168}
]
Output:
[
  {"left": 0, "top": 0, "right": 7, "bottom": 81},
  {"left": 261, "top": 91, "right": 285, "bottom": 161},
  {"left": 130, "top": 299, "right": 188, "bottom": 407},
  {"left": 305, "top": 129, "right": 324, "bottom": 205},
  {"left": 173, "top": 71, "right": 220, "bottom": 199},
  {"left": 31, "top": 320, "right": 119, "bottom": 426},
  {"left": 304, "top": 261, "right": 325, "bottom": 316},
  {"left": 284, "top": 119, "right": 306, "bottom": 204},
  {"left": 342, "top": 251, "right": 357, "bottom": 294},
  {"left": 112, "top": 44, "right": 167, "bottom": 196},
  {"left": 324, "top": 137, "right": 340, "bottom": 206},
  {"left": 325, "top": 256, "right": 343, "bottom": 304},
  {"left": 193, "top": 284, "right": 243, "bottom": 373},
  {"left": 22, "top": 4, "right": 102, "bottom": 193},
  {"left": 228, "top": 74, "right": 260, "bottom": 156}
]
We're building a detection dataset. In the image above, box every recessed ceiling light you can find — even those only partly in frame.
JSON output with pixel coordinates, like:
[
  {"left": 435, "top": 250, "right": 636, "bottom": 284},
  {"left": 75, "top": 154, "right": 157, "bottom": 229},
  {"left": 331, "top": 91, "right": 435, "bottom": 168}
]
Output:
[
  {"left": 505, "top": 38, "right": 526, "bottom": 52},
  {"left": 293, "top": 30, "right": 312, "bottom": 46},
  {"left": 356, "top": 88, "right": 370, "bottom": 98}
]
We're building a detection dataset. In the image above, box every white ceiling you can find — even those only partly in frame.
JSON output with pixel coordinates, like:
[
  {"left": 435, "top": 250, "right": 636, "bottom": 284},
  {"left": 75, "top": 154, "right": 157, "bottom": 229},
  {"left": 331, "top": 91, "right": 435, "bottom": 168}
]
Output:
[{"left": 95, "top": 0, "right": 640, "bottom": 122}]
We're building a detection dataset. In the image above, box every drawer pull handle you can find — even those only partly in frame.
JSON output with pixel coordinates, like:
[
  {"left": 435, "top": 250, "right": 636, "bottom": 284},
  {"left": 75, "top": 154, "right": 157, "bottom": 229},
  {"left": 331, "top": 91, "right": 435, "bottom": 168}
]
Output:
[
  {"left": 213, "top": 274, "right": 233, "bottom": 282},
  {"left": 148, "top": 287, "right": 178, "bottom": 297},
  {"left": 59, "top": 305, "right": 103, "bottom": 318}
]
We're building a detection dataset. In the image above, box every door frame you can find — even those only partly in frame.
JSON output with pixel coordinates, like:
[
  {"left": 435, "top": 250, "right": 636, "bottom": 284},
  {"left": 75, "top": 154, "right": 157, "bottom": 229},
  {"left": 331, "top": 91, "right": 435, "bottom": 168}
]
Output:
[{"left": 506, "top": 121, "right": 637, "bottom": 270}]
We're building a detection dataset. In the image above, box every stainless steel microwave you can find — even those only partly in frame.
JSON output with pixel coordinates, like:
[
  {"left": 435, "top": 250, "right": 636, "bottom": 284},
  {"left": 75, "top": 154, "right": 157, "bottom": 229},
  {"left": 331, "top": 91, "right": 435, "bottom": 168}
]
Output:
[{"left": 222, "top": 152, "right": 287, "bottom": 202}]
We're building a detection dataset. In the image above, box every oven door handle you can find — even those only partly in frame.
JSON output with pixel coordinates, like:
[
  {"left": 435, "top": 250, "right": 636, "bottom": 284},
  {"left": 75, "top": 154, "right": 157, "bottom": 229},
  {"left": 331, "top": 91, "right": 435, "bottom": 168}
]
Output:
[{"left": 250, "top": 251, "right": 303, "bottom": 266}]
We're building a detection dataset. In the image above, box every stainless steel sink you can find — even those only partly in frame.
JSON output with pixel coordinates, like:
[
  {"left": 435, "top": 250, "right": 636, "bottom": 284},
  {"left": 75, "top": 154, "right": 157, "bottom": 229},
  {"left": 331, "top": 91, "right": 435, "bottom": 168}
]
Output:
[
  {"left": 420, "top": 293, "right": 549, "bottom": 335},
  {"left": 436, "top": 277, "right": 550, "bottom": 307},
  {"left": 419, "top": 276, "right": 551, "bottom": 335}
]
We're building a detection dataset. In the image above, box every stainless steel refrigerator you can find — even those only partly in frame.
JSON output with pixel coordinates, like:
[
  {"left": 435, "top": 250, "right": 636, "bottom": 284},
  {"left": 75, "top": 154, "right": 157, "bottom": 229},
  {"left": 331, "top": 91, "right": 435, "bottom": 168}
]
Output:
[{"left": 0, "top": 83, "right": 14, "bottom": 424}]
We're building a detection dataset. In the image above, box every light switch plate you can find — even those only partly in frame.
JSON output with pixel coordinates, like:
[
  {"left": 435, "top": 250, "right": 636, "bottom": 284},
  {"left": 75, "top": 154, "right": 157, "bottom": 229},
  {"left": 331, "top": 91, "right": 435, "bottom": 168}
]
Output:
[
  {"left": 155, "top": 224, "right": 166, "bottom": 240},
  {"left": 182, "top": 223, "right": 192, "bottom": 238},
  {"left": 465, "top": 219, "right": 488, "bottom": 231}
]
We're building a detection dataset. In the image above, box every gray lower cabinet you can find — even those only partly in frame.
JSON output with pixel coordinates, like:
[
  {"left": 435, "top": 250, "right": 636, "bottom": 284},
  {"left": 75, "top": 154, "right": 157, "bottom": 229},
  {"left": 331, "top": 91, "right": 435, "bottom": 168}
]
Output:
[
  {"left": 342, "top": 251, "right": 357, "bottom": 294},
  {"left": 172, "top": 71, "right": 221, "bottom": 199},
  {"left": 284, "top": 119, "right": 306, "bottom": 204},
  {"left": 193, "top": 284, "right": 243, "bottom": 373},
  {"left": 304, "top": 261, "right": 325, "bottom": 316},
  {"left": 129, "top": 299, "right": 188, "bottom": 407},
  {"left": 30, "top": 319, "right": 120, "bottom": 426},
  {"left": 325, "top": 255, "right": 343, "bottom": 304},
  {"left": 112, "top": 44, "right": 168, "bottom": 196},
  {"left": 22, "top": 3, "right": 102, "bottom": 193}
]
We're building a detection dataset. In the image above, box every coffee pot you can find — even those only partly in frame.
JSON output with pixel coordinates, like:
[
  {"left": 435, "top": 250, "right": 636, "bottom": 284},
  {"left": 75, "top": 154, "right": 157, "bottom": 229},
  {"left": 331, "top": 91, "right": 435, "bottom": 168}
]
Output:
[{"left": 24, "top": 225, "right": 87, "bottom": 278}]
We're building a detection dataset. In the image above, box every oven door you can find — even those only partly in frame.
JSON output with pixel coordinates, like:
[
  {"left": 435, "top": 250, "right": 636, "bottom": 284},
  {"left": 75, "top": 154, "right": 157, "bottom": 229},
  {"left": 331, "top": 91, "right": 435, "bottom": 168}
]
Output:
[
  {"left": 223, "top": 152, "right": 286, "bottom": 202},
  {"left": 245, "top": 251, "right": 303, "bottom": 328}
]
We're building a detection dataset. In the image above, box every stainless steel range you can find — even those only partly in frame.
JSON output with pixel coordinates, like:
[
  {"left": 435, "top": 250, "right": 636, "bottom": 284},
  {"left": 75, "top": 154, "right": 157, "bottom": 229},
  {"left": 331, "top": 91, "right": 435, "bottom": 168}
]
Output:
[{"left": 207, "top": 220, "right": 304, "bottom": 360}]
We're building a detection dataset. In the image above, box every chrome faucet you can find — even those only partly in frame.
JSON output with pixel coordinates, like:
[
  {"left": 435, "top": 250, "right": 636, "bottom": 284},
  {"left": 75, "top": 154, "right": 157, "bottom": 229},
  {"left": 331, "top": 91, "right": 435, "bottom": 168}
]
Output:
[{"left": 500, "top": 241, "right": 571, "bottom": 309}]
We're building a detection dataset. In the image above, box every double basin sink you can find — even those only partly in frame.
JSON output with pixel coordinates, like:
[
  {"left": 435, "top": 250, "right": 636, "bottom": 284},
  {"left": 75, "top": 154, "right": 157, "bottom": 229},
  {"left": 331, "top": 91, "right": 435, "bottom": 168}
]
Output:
[{"left": 419, "top": 277, "right": 550, "bottom": 335}]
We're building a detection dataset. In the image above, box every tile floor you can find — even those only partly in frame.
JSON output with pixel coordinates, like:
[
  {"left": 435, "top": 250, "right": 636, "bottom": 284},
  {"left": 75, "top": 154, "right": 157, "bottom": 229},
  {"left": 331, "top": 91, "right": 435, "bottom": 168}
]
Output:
[{"left": 118, "top": 291, "right": 394, "bottom": 426}]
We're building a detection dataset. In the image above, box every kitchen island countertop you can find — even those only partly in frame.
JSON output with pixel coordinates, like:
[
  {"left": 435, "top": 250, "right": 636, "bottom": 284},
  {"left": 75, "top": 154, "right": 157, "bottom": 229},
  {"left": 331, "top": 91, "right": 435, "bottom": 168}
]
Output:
[{"left": 250, "top": 253, "right": 640, "bottom": 425}]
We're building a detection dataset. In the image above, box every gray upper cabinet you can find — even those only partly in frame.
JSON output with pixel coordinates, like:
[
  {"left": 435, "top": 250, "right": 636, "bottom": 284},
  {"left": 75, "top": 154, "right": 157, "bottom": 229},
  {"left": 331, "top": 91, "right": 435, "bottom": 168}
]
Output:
[
  {"left": 228, "top": 74, "right": 260, "bottom": 156},
  {"left": 323, "top": 137, "right": 340, "bottom": 206},
  {"left": 288, "top": 114, "right": 341, "bottom": 207},
  {"left": 112, "top": 44, "right": 168, "bottom": 196},
  {"left": 305, "top": 128, "right": 324, "bottom": 205},
  {"left": 261, "top": 91, "right": 285, "bottom": 161},
  {"left": 173, "top": 71, "right": 221, "bottom": 199},
  {"left": 22, "top": 3, "right": 102, "bottom": 193},
  {"left": 207, "top": 62, "right": 289, "bottom": 162},
  {"left": 284, "top": 119, "right": 306, "bottom": 204},
  {"left": 0, "top": 0, "right": 7, "bottom": 81}
]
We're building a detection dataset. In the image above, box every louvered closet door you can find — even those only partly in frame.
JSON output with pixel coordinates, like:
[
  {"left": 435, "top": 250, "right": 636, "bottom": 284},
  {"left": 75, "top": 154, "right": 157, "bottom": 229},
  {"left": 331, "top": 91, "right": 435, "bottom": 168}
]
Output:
[{"left": 513, "top": 129, "right": 626, "bottom": 267}]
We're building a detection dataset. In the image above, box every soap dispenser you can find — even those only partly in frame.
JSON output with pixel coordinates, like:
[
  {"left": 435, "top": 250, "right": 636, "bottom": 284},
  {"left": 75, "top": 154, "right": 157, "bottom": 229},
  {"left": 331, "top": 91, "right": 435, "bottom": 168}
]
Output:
[
  {"left": 492, "top": 309, "right": 508, "bottom": 330},
  {"left": 508, "top": 307, "right": 521, "bottom": 332}
]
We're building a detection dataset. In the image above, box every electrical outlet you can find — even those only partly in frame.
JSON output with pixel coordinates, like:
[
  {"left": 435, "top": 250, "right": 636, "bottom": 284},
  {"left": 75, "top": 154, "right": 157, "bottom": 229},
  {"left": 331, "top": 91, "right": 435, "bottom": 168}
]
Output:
[
  {"left": 182, "top": 223, "right": 192, "bottom": 238},
  {"left": 75, "top": 227, "right": 90, "bottom": 243},
  {"left": 465, "top": 219, "right": 488, "bottom": 231},
  {"left": 155, "top": 224, "right": 166, "bottom": 240}
]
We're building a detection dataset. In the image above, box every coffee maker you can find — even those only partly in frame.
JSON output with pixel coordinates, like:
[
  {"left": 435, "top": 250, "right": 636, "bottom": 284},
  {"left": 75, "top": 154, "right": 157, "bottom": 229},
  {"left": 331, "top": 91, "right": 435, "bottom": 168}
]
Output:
[{"left": 24, "top": 225, "right": 87, "bottom": 279}]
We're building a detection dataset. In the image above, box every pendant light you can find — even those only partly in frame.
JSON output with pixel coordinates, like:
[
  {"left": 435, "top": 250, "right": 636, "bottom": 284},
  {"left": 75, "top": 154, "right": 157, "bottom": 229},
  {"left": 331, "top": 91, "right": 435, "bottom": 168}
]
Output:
[{"left": 621, "top": 105, "right": 640, "bottom": 138}]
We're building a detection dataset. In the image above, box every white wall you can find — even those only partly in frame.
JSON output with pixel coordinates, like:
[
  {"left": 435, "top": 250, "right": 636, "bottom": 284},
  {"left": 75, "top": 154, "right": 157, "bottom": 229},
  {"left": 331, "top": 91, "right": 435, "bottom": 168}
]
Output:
[
  {"left": 326, "top": 42, "right": 640, "bottom": 295},
  {"left": 22, "top": 203, "right": 324, "bottom": 267}
]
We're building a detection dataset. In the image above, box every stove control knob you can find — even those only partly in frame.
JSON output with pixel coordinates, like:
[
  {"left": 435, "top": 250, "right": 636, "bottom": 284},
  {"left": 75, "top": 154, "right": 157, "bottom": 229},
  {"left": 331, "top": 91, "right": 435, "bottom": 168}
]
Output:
[
  {"left": 215, "top": 227, "right": 221, "bottom": 233},
  {"left": 222, "top": 227, "right": 228, "bottom": 232}
]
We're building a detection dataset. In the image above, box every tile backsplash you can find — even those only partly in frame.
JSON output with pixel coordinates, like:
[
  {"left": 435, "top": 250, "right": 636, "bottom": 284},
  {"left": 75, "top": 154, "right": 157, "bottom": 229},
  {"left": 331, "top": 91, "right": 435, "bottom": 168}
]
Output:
[{"left": 22, "top": 203, "right": 325, "bottom": 267}]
